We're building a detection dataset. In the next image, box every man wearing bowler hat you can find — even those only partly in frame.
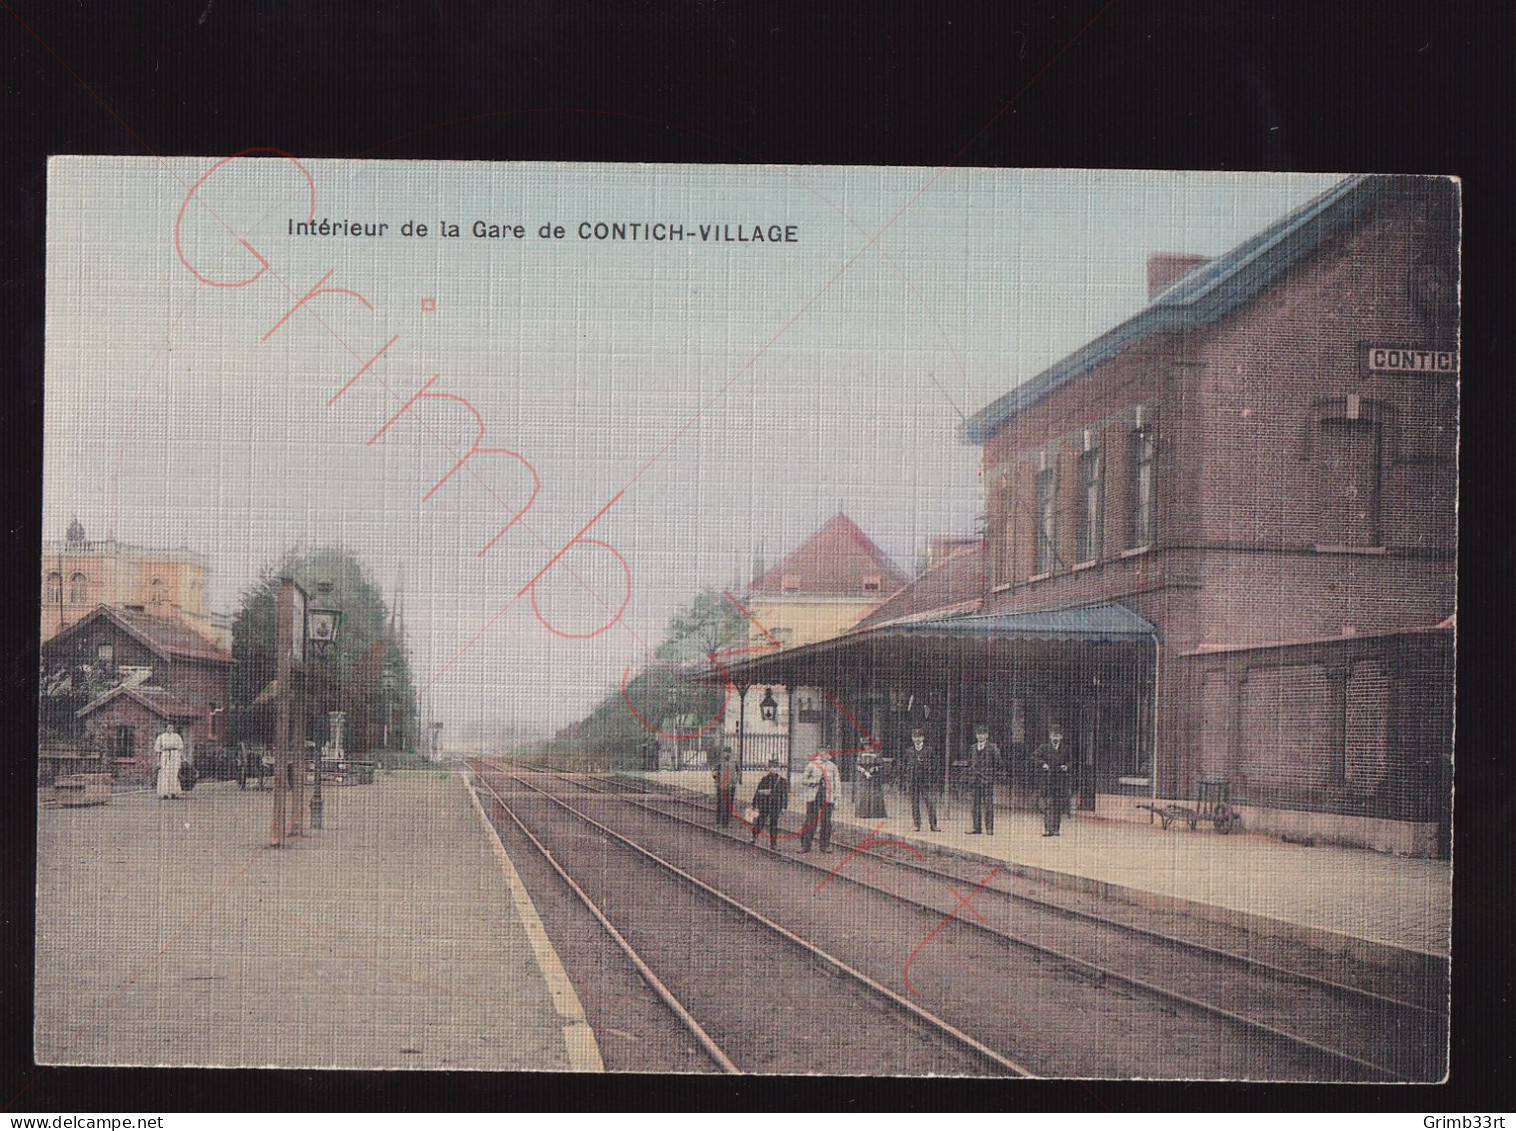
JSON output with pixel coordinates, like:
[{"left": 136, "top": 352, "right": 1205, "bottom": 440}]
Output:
[
  {"left": 955, "top": 723, "right": 1003, "bottom": 835},
  {"left": 748, "top": 758, "right": 790, "bottom": 849},
  {"left": 1033, "top": 723, "right": 1074, "bottom": 836},
  {"left": 899, "top": 726, "right": 940, "bottom": 832}
]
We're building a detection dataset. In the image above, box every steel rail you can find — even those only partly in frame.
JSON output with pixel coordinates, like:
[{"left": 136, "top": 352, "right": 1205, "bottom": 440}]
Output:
[
  {"left": 529, "top": 766, "right": 1411, "bottom": 1081},
  {"left": 483, "top": 765, "right": 1036, "bottom": 1077},
  {"left": 469, "top": 768, "right": 740, "bottom": 1074},
  {"left": 594, "top": 770, "right": 1442, "bottom": 1019}
]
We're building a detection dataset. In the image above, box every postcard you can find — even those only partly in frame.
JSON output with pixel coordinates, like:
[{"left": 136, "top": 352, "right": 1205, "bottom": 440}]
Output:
[{"left": 37, "top": 158, "right": 1457, "bottom": 1078}]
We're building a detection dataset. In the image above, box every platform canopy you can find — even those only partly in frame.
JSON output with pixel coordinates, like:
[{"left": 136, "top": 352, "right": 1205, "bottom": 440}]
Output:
[{"left": 711, "top": 602, "right": 1157, "bottom": 689}]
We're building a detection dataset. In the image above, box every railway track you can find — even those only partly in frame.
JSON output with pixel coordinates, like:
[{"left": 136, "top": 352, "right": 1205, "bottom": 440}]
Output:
[
  {"left": 493, "top": 764, "right": 1444, "bottom": 1081},
  {"left": 590, "top": 771, "right": 1447, "bottom": 1002},
  {"left": 472, "top": 766, "right": 1035, "bottom": 1076}
]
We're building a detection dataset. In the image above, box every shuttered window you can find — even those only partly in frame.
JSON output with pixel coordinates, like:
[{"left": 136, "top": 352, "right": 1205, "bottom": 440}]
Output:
[
  {"left": 1241, "top": 664, "right": 1334, "bottom": 803},
  {"left": 1129, "top": 425, "right": 1156, "bottom": 549},
  {"left": 1314, "top": 418, "right": 1382, "bottom": 546},
  {"left": 1035, "top": 466, "right": 1057, "bottom": 575},
  {"left": 1199, "top": 672, "right": 1234, "bottom": 782},
  {"left": 1009, "top": 461, "right": 1037, "bottom": 582},
  {"left": 1344, "top": 661, "right": 1390, "bottom": 788},
  {"left": 1077, "top": 445, "right": 1104, "bottom": 563},
  {"left": 991, "top": 488, "right": 1014, "bottom": 587}
]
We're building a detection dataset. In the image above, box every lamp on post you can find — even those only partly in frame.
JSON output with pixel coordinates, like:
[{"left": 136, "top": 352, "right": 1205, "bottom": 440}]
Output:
[
  {"left": 759, "top": 687, "right": 779, "bottom": 724},
  {"left": 306, "top": 583, "right": 343, "bottom": 830}
]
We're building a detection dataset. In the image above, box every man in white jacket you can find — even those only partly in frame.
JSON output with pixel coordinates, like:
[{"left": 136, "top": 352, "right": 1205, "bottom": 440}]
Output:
[{"left": 798, "top": 751, "right": 841, "bottom": 854}]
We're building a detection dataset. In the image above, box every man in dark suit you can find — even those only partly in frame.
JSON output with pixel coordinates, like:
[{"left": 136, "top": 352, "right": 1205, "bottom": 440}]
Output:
[
  {"left": 955, "top": 724, "right": 1003, "bottom": 835},
  {"left": 899, "top": 726, "right": 940, "bottom": 832},
  {"left": 1033, "top": 723, "right": 1073, "bottom": 836},
  {"left": 748, "top": 759, "right": 790, "bottom": 849}
]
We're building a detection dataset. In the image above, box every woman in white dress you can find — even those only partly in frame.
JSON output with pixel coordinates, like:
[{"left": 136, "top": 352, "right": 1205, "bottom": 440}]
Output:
[{"left": 155, "top": 725, "right": 185, "bottom": 799}]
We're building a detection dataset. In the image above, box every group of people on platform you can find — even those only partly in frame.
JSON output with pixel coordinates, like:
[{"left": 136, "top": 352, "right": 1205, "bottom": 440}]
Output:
[
  {"left": 713, "top": 749, "right": 842, "bottom": 853},
  {"left": 153, "top": 727, "right": 285, "bottom": 799},
  {"left": 708, "top": 721, "right": 1076, "bottom": 848}
]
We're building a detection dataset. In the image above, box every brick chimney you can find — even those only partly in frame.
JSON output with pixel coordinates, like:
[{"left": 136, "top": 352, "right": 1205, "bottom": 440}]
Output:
[{"left": 1147, "top": 252, "right": 1209, "bottom": 299}]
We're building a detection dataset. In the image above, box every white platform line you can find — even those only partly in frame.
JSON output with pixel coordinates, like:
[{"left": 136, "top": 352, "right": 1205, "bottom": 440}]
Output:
[{"left": 461, "top": 771, "right": 605, "bottom": 1072}]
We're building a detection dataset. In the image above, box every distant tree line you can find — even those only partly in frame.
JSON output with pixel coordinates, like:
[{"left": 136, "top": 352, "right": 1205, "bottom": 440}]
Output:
[{"left": 532, "top": 588, "right": 745, "bottom": 767}]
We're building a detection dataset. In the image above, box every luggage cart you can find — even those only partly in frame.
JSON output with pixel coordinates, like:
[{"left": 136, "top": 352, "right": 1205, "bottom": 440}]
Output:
[{"left": 1138, "top": 779, "right": 1241, "bottom": 834}]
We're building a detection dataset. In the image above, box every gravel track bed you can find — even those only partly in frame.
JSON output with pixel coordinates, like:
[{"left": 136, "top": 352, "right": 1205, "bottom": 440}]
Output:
[
  {"left": 508, "top": 770, "right": 1383, "bottom": 1080},
  {"left": 602, "top": 772, "right": 1444, "bottom": 1009},
  {"left": 585, "top": 775, "right": 1444, "bottom": 1080},
  {"left": 481, "top": 773, "right": 1009, "bottom": 1076}
]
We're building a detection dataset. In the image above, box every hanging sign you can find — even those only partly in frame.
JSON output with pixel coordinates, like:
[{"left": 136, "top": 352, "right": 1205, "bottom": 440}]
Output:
[{"left": 1364, "top": 346, "right": 1458, "bottom": 375}]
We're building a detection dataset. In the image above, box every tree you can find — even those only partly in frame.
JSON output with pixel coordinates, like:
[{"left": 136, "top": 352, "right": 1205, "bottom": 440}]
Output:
[
  {"left": 229, "top": 548, "right": 417, "bottom": 755},
  {"left": 656, "top": 588, "right": 747, "bottom": 662},
  {"left": 544, "top": 588, "right": 745, "bottom": 764}
]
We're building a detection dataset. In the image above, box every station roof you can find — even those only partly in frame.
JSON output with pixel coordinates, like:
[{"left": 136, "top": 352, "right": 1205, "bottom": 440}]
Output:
[
  {"left": 46, "top": 605, "right": 233, "bottom": 665},
  {"left": 77, "top": 684, "right": 201, "bottom": 721},
  {"left": 963, "top": 174, "right": 1379, "bottom": 445},
  {"left": 749, "top": 512, "right": 909, "bottom": 597},
  {"left": 854, "top": 541, "right": 984, "bottom": 629},
  {"left": 875, "top": 603, "right": 1156, "bottom": 641},
  {"left": 712, "top": 602, "right": 1154, "bottom": 687}
]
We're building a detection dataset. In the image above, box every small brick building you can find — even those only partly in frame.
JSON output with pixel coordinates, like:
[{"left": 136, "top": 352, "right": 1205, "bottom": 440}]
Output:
[{"left": 43, "top": 605, "right": 233, "bottom": 781}]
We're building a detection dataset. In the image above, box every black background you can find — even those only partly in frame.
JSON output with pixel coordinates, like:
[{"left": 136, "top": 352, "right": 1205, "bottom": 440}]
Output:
[{"left": 2, "top": 0, "right": 1509, "bottom": 1114}]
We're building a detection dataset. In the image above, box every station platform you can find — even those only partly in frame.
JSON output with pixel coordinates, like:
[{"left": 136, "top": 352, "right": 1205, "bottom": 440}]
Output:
[
  {"left": 632, "top": 770, "right": 1452, "bottom": 964},
  {"left": 34, "top": 771, "right": 597, "bottom": 1071}
]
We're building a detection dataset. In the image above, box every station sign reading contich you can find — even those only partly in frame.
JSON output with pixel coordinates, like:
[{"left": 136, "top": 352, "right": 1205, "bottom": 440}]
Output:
[{"left": 1364, "top": 345, "right": 1459, "bottom": 375}]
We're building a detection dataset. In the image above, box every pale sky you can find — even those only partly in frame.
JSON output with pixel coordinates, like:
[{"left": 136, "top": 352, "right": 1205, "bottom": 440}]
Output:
[{"left": 44, "top": 158, "right": 1344, "bottom": 735}]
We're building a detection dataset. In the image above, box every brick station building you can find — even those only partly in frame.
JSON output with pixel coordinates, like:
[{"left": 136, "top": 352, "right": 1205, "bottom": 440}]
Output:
[{"left": 719, "top": 174, "right": 1457, "bottom": 856}]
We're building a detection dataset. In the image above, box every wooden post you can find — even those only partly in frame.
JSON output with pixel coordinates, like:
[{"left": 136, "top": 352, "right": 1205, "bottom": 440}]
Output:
[
  {"left": 942, "top": 680, "right": 954, "bottom": 807},
  {"left": 785, "top": 682, "right": 794, "bottom": 778},
  {"left": 272, "top": 580, "right": 290, "bottom": 845},
  {"left": 270, "top": 577, "right": 309, "bottom": 846},
  {"left": 735, "top": 684, "right": 747, "bottom": 772}
]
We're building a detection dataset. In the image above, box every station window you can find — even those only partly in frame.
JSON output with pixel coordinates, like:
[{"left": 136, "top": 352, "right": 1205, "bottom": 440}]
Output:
[
  {"left": 1128, "top": 426, "right": 1156, "bottom": 549},
  {"left": 68, "top": 572, "right": 90, "bottom": 605},
  {"left": 1077, "top": 445, "right": 1104, "bottom": 563},
  {"left": 45, "top": 572, "right": 62, "bottom": 605},
  {"left": 1314, "top": 417, "right": 1382, "bottom": 547},
  {"left": 1034, "top": 466, "right": 1058, "bottom": 575},
  {"left": 997, "top": 494, "right": 1016, "bottom": 586}
]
